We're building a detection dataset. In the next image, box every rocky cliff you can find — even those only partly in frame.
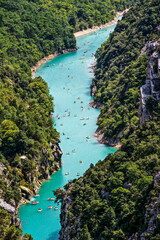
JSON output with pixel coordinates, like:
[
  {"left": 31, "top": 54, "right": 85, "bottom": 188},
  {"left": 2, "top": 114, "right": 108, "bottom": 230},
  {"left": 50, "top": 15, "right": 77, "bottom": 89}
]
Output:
[
  {"left": 0, "top": 140, "right": 62, "bottom": 229},
  {"left": 89, "top": 1, "right": 160, "bottom": 147},
  {"left": 56, "top": 2, "right": 160, "bottom": 239},
  {"left": 139, "top": 40, "right": 160, "bottom": 125}
]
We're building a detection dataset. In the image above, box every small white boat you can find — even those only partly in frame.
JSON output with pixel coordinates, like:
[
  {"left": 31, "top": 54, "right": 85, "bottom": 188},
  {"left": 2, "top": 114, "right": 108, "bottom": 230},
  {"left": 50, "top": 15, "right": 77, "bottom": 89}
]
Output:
[
  {"left": 65, "top": 172, "right": 69, "bottom": 175},
  {"left": 48, "top": 205, "right": 52, "bottom": 209},
  {"left": 54, "top": 207, "right": 58, "bottom": 210},
  {"left": 67, "top": 136, "right": 70, "bottom": 139},
  {"left": 38, "top": 208, "right": 42, "bottom": 212},
  {"left": 77, "top": 173, "right": 80, "bottom": 176},
  {"left": 48, "top": 198, "right": 55, "bottom": 201},
  {"left": 31, "top": 201, "right": 39, "bottom": 205},
  {"left": 86, "top": 136, "right": 90, "bottom": 139}
]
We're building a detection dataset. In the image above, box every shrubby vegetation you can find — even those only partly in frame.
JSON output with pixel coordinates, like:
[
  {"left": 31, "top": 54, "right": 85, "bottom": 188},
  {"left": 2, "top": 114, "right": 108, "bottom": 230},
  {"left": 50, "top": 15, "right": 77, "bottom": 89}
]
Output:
[
  {"left": 59, "top": 0, "right": 137, "bottom": 31},
  {"left": 0, "top": 208, "right": 33, "bottom": 240},
  {"left": 55, "top": 0, "right": 160, "bottom": 239},
  {"left": 0, "top": 0, "right": 140, "bottom": 238},
  {"left": 97, "top": 54, "right": 148, "bottom": 142},
  {"left": 92, "top": 0, "right": 160, "bottom": 142},
  {"left": 56, "top": 116, "right": 160, "bottom": 239}
]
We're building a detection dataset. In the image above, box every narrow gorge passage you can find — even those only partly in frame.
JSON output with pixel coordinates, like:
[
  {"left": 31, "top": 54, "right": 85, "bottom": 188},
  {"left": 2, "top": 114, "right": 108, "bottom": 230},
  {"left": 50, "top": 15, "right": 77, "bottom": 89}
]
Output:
[{"left": 19, "top": 23, "right": 120, "bottom": 240}]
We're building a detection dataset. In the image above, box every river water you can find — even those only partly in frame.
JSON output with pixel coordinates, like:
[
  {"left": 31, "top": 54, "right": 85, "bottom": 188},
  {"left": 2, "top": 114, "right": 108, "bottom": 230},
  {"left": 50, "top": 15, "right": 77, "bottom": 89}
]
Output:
[{"left": 19, "top": 22, "right": 120, "bottom": 240}]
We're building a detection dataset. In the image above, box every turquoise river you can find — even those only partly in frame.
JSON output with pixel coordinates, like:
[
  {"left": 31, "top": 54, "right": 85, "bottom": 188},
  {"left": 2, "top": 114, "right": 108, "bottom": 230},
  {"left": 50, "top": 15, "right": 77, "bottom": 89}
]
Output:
[{"left": 19, "top": 20, "right": 121, "bottom": 240}]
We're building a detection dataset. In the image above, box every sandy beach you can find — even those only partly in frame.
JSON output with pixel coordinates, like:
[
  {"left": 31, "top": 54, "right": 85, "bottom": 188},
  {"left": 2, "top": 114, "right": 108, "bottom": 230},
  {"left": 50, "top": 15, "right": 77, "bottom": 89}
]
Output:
[
  {"left": 31, "top": 9, "right": 129, "bottom": 78},
  {"left": 31, "top": 48, "right": 77, "bottom": 78},
  {"left": 74, "top": 9, "right": 129, "bottom": 38}
]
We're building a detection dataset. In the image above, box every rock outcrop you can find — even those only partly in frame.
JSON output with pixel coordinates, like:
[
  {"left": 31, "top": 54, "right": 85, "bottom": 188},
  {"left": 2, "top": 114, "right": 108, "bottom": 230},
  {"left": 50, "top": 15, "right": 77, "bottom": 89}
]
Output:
[
  {"left": 140, "top": 171, "right": 160, "bottom": 240},
  {"left": 59, "top": 184, "right": 81, "bottom": 240},
  {"left": 139, "top": 40, "right": 160, "bottom": 125},
  {"left": 93, "top": 128, "right": 121, "bottom": 147},
  {"left": 0, "top": 140, "right": 63, "bottom": 228}
]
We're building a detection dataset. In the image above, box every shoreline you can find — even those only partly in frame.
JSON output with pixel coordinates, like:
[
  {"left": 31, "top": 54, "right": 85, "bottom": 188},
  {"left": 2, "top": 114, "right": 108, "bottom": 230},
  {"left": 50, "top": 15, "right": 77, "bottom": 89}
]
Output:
[
  {"left": 30, "top": 9, "right": 128, "bottom": 153},
  {"left": 31, "top": 9, "right": 129, "bottom": 79},
  {"left": 74, "top": 9, "right": 129, "bottom": 38},
  {"left": 94, "top": 128, "right": 122, "bottom": 149},
  {"left": 31, "top": 48, "right": 78, "bottom": 79}
]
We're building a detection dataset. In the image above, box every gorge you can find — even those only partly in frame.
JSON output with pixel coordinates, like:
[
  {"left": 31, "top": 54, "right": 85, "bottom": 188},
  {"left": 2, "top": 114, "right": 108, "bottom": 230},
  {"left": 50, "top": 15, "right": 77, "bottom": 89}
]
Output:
[
  {"left": 1, "top": 0, "right": 160, "bottom": 239},
  {"left": 19, "top": 22, "right": 119, "bottom": 240}
]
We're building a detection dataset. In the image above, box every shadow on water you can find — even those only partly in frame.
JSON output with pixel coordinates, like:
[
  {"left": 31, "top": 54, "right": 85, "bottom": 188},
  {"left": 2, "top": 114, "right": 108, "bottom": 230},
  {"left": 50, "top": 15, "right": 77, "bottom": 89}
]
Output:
[
  {"left": 46, "top": 230, "right": 59, "bottom": 240},
  {"left": 92, "top": 141, "right": 101, "bottom": 145},
  {"left": 84, "top": 90, "right": 91, "bottom": 96}
]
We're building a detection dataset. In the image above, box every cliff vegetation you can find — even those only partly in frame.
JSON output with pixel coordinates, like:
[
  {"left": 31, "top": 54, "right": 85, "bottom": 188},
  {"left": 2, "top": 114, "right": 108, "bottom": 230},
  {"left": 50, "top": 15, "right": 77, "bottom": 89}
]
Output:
[
  {"left": 55, "top": 0, "right": 160, "bottom": 239},
  {"left": 0, "top": 0, "right": 140, "bottom": 238}
]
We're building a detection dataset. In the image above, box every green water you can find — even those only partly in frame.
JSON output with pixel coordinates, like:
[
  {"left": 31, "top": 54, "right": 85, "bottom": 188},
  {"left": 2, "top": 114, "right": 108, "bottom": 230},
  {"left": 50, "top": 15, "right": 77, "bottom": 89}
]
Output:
[{"left": 19, "top": 23, "right": 119, "bottom": 240}]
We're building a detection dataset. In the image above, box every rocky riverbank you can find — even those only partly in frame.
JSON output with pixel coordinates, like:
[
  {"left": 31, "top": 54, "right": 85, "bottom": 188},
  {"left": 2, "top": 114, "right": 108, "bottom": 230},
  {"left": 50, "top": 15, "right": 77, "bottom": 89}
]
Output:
[
  {"left": 93, "top": 128, "right": 122, "bottom": 148},
  {"left": 0, "top": 141, "right": 63, "bottom": 228}
]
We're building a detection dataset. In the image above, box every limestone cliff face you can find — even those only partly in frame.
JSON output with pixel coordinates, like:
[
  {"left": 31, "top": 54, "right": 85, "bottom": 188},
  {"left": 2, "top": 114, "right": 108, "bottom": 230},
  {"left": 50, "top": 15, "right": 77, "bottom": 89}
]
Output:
[
  {"left": 59, "top": 184, "right": 81, "bottom": 240},
  {"left": 128, "top": 171, "right": 160, "bottom": 240},
  {"left": 0, "top": 140, "right": 63, "bottom": 227},
  {"left": 140, "top": 171, "right": 160, "bottom": 240},
  {"left": 139, "top": 40, "right": 160, "bottom": 125},
  {"left": 19, "top": 141, "right": 63, "bottom": 200}
]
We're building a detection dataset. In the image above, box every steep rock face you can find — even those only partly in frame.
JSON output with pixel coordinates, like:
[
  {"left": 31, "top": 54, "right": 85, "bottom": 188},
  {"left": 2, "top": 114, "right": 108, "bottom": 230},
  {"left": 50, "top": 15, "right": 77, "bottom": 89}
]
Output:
[
  {"left": 19, "top": 142, "right": 63, "bottom": 198},
  {"left": 140, "top": 171, "right": 160, "bottom": 240},
  {"left": 60, "top": 197, "right": 81, "bottom": 240},
  {"left": 58, "top": 184, "right": 81, "bottom": 240},
  {"left": 93, "top": 128, "right": 121, "bottom": 147},
  {"left": 0, "top": 199, "right": 15, "bottom": 215},
  {"left": 0, "top": 199, "right": 17, "bottom": 225},
  {"left": 0, "top": 140, "right": 62, "bottom": 227},
  {"left": 139, "top": 40, "right": 160, "bottom": 125}
]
